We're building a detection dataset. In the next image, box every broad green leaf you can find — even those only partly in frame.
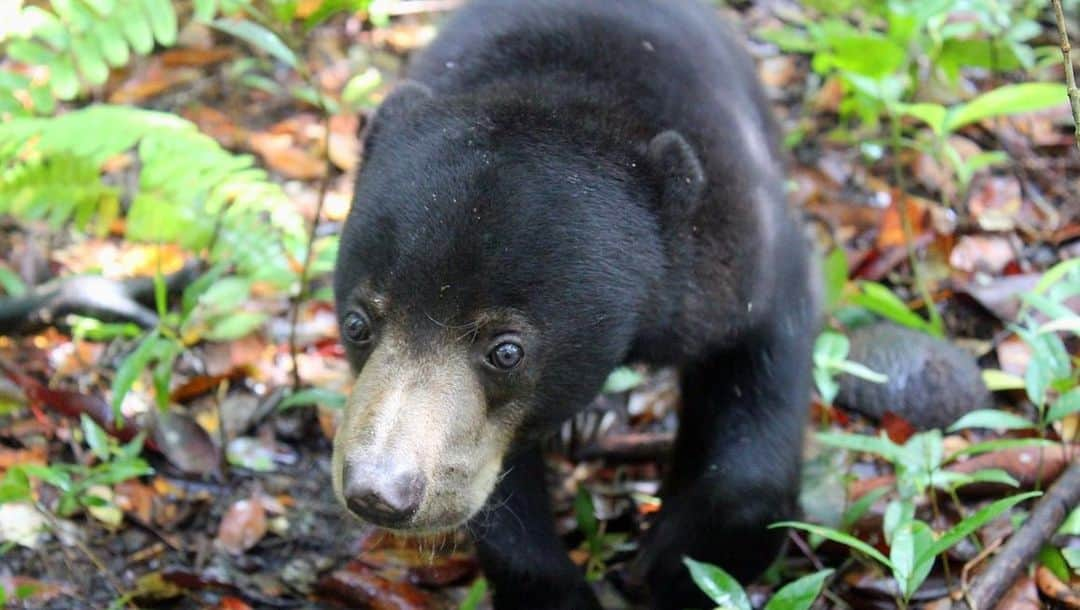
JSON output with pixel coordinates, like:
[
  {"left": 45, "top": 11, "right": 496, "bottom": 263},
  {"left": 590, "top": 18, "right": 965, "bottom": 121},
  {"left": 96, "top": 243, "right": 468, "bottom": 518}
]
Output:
[
  {"left": 683, "top": 557, "right": 752, "bottom": 610},
  {"left": 342, "top": 67, "right": 383, "bottom": 108},
  {"left": 110, "top": 330, "right": 161, "bottom": 418},
  {"left": 948, "top": 409, "right": 1036, "bottom": 432},
  {"left": 822, "top": 248, "right": 848, "bottom": 312},
  {"left": 918, "top": 492, "right": 1041, "bottom": 563},
  {"left": 210, "top": 19, "right": 298, "bottom": 68},
  {"left": 1039, "top": 545, "right": 1071, "bottom": 582},
  {"left": 813, "top": 331, "right": 849, "bottom": 365},
  {"left": 947, "top": 437, "right": 1058, "bottom": 461},
  {"left": 1047, "top": 388, "right": 1080, "bottom": 423},
  {"left": 947, "top": 83, "right": 1067, "bottom": 131},
  {"left": 279, "top": 388, "right": 346, "bottom": 410},
  {"left": 832, "top": 360, "right": 888, "bottom": 383},
  {"left": 204, "top": 311, "right": 267, "bottom": 341},
  {"left": 603, "top": 367, "right": 644, "bottom": 393},
  {"left": 763, "top": 569, "right": 833, "bottom": 610},
  {"left": 771, "top": 522, "right": 893, "bottom": 568},
  {"left": 1038, "top": 315, "right": 1080, "bottom": 335},
  {"left": 756, "top": 27, "right": 817, "bottom": 53},
  {"left": 0, "top": 267, "right": 27, "bottom": 297},
  {"left": 459, "top": 578, "right": 487, "bottom": 610},
  {"left": 982, "top": 369, "right": 1026, "bottom": 391},
  {"left": 842, "top": 487, "right": 889, "bottom": 531},
  {"left": 850, "top": 282, "right": 936, "bottom": 336},
  {"left": 80, "top": 414, "right": 110, "bottom": 461},
  {"left": 575, "top": 488, "right": 598, "bottom": 540},
  {"left": 816, "top": 431, "right": 903, "bottom": 462},
  {"left": 1032, "top": 258, "right": 1080, "bottom": 296},
  {"left": 883, "top": 499, "right": 915, "bottom": 544},
  {"left": 894, "top": 102, "right": 947, "bottom": 136},
  {"left": 891, "top": 521, "right": 935, "bottom": 600}
]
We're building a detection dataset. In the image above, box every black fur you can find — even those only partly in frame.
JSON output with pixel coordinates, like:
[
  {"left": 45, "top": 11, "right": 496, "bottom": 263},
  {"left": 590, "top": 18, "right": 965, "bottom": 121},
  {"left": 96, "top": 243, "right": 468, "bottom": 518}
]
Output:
[{"left": 335, "top": 0, "right": 817, "bottom": 607}]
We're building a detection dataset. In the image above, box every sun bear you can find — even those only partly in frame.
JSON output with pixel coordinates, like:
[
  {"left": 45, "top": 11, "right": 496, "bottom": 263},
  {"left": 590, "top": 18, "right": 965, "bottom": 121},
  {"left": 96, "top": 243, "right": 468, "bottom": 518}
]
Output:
[{"left": 332, "top": 0, "right": 817, "bottom": 607}]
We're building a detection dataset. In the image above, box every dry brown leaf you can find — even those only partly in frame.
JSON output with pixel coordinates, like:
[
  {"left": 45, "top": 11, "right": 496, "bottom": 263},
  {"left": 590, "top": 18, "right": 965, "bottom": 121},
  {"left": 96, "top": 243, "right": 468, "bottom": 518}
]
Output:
[
  {"left": 968, "top": 175, "right": 1022, "bottom": 232},
  {"left": 949, "top": 235, "right": 1015, "bottom": 274},
  {"left": 215, "top": 495, "right": 267, "bottom": 554},
  {"left": 159, "top": 47, "right": 235, "bottom": 68},
  {"left": 181, "top": 106, "right": 248, "bottom": 149},
  {"left": 108, "top": 59, "right": 201, "bottom": 104},
  {"left": 248, "top": 132, "right": 325, "bottom": 179}
]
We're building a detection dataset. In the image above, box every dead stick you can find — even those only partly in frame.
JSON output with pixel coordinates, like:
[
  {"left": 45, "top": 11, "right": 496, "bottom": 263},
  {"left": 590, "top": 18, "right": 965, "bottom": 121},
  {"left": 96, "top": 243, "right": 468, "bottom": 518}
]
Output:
[
  {"left": 954, "top": 459, "right": 1080, "bottom": 610},
  {"left": 1051, "top": 0, "right": 1080, "bottom": 152}
]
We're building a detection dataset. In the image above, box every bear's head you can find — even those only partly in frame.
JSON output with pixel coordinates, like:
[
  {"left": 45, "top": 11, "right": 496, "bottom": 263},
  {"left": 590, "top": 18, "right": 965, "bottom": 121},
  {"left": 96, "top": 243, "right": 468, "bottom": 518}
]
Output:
[{"left": 331, "top": 82, "right": 702, "bottom": 532}]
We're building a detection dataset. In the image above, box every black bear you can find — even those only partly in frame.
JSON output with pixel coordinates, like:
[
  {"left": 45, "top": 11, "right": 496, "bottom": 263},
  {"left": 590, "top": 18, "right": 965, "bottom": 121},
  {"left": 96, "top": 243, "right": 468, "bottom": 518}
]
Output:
[{"left": 332, "top": 0, "right": 817, "bottom": 608}]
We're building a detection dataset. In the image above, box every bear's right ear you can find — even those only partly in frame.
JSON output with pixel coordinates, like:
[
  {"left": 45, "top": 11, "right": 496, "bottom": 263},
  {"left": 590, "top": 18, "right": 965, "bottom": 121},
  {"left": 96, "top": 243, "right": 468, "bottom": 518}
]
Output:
[
  {"left": 362, "top": 80, "right": 434, "bottom": 151},
  {"left": 647, "top": 130, "right": 706, "bottom": 218}
]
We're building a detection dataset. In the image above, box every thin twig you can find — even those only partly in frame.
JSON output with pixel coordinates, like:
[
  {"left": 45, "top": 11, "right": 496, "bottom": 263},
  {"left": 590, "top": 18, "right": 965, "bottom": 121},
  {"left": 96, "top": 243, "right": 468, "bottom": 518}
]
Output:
[
  {"left": 288, "top": 112, "right": 333, "bottom": 390},
  {"left": 1052, "top": 0, "right": 1080, "bottom": 152}
]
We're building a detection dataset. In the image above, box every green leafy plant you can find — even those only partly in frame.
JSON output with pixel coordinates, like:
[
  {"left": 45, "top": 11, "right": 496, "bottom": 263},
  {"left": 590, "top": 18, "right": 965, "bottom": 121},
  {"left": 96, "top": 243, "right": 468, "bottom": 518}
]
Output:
[
  {"left": 1, "top": 0, "right": 178, "bottom": 113},
  {"left": 0, "top": 416, "right": 152, "bottom": 516},
  {"left": 574, "top": 487, "right": 632, "bottom": 582},
  {"left": 775, "top": 492, "right": 1040, "bottom": 607},
  {"left": 813, "top": 330, "right": 888, "bottom": 405},
  {"left": 684, "top": 557, "right": 832, "bottom": 610},
  {"left": 0, "top": 105, "right": 306, "bottom": 287}
]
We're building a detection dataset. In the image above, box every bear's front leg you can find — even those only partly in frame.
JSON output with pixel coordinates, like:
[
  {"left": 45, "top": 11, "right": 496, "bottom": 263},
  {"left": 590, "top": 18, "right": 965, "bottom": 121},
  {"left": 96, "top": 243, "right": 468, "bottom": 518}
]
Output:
[
  {"left": 637, "top": 313, "right": 813, "bottom": 609},
  {"left": 468, "top": 447, "right": 601, "bottom": 610}
]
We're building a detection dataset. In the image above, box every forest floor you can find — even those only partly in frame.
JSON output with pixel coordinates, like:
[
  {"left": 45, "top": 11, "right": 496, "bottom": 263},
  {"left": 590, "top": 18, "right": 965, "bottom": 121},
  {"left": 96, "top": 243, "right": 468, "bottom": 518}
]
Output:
[{"left": 1, "top": 2, "right": 1078, "bottom": 609}]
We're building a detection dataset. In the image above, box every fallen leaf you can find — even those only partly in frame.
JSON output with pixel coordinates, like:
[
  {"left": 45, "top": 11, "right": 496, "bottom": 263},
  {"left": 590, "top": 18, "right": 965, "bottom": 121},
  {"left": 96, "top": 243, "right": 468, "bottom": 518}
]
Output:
[
  {"left": 215, "top": 495, "right": 268, "bottom": 554},
  {"left": 328, "top": 114, "right": 360, "bottom": 171},
  {"left": 949, "top": 235, "right": 1015, "bottom": 274},
  {"left": 880, "top": 411, "right": 915, "bottom": 444},
  {"left": 160, "top": 47, "right": 235, "bottom": 68},
  {"left": 0, "top": 502, "right": 47, "bottom": 548},
  {"left": 181, "top": 106, "right": 248, "bottom": 149},
  {"left": 151, "top": 409, "right": 220, "bottom": 476},
  {"left": 107, "top": 59, "right": 201, "bottom": 104},
  {"left": 316, "top": 560, "right": 432, "bottom": 610},
  {"left": 248, "top": 132, "right": 325, "bottom": 179},
  {"left": 968, "top": 175, "right": 1022, "bottom": 232}
]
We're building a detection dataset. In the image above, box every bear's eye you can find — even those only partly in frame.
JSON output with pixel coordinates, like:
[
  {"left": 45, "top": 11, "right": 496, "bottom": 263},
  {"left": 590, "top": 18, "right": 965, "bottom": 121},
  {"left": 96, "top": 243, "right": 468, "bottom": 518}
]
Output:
[
  {"left": 342, "top": 310, "right": 372, "bottom": 344},
  {"left": 487, "top": 340, "right": 524, "bottom": 371}
]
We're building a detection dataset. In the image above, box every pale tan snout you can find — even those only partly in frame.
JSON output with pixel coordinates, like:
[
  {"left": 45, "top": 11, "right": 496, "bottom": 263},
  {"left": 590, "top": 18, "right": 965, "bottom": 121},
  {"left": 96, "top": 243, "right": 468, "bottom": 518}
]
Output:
[{"left": 332, "top": 332, "right": 516, "bottom": 532}]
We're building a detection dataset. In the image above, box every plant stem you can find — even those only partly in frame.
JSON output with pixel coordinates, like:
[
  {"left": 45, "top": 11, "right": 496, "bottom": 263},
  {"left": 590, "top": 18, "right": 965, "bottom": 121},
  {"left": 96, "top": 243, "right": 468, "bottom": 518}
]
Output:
[
  {"left": 888, "top": 111, "right": 944, "bottom": 334},
  {"left": 1051, "top": 0, "right": 1080, "bottom": 152},
  {"left": 288, "top": 110, "right": 333, "bottom": 390}
]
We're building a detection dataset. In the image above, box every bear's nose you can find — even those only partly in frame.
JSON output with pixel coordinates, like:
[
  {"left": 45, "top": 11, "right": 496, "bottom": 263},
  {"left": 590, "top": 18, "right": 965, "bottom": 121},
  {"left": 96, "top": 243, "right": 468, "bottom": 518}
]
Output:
[{"left": 342, "top": 461, "right": 424, "bottom": 525}]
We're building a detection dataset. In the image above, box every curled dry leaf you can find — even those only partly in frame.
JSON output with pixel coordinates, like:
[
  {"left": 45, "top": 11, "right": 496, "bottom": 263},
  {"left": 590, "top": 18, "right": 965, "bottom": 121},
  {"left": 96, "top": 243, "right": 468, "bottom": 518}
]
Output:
[{"left": 215, "top": 495, "right": 267, "bottom": 555}]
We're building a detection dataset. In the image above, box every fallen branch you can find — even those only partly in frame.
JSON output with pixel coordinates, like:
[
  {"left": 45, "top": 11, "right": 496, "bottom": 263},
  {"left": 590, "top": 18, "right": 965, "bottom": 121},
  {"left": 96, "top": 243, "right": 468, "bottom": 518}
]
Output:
[
  {"left": 0, "top": 262, "right": 200, "bottom": 336},
  {"left": 574, "top": 431, "right": 675, "bottom": 462},
  {"left": 954, "top": 459, "right": 1080, "bottom": 610},
  {"left": 1051, "top": 0, "right": 1080, "bottom": 152}
]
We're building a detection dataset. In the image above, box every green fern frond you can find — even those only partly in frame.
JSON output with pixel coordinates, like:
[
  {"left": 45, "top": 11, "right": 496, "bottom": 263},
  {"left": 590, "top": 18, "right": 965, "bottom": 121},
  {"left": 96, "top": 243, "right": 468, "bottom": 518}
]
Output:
[
  {"left": 0, "top": 105, "right": 306, "bottom": 289},
  {"left": 2, "top": 0, "right": 177, "bottom": 106}
]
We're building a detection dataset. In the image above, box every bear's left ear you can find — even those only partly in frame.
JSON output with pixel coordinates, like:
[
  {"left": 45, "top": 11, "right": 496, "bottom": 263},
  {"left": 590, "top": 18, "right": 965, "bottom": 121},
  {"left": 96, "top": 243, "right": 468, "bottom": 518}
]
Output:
[
  {"left": 362, "top": 80, "right": 434, "bottom": 153},
  {"left": 647, "top": 130, "right": 705, "bottom": 218}
]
